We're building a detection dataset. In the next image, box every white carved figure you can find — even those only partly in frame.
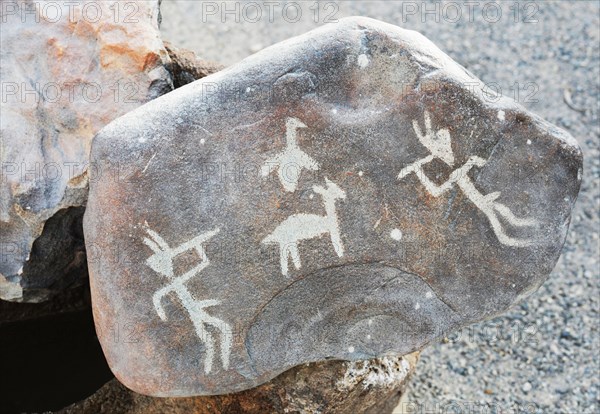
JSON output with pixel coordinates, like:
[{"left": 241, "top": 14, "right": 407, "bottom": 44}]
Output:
[
  {"left": 261, "top": 117, "right": 320, "bottom": 192},
  {"left": 143, "top": 227, "right": 232, "bottom": 374},
  {"left": 398, "top": 111, "right": 536, "bottom": 247},
  {"left": 262, "top": 178, "right": 347, "bottom": 276}
]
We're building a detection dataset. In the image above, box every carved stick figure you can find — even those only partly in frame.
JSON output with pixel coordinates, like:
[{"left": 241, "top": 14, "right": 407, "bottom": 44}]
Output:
[
  {"left": 143, "top": 227, "right": 232, "bottom": 374},
  {"left": 398, "top": 111, "right": 536, "bottom": 247},
  {"left": 262, "top": 178, "right": 347, "bottom": 276},
  {"left": 261, "top": 117, "right": 320, "bottom": 192}
]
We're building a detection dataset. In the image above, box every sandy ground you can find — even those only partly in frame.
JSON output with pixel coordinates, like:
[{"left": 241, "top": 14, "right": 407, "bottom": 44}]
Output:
[{"left": 160, "top": 1, "right": 599, "bottom": 412}]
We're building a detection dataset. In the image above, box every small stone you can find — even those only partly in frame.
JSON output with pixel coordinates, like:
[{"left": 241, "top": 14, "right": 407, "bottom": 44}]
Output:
[
  {"left": 561, "top": 329, "right": 578, "bottom": 341},
  {"left": 164, "top": 41, "right": 224, "bottom": 88},
  {"left": 522, "top": 382, "right": 533, "bottom": 392},
  {"left": 85, "top": 17, "right": 582, "bottom": 396}
]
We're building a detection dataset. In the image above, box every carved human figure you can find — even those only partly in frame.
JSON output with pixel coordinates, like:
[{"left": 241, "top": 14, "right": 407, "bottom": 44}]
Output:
[
  {"left": 262, "top": 178, "right": 347, "bottom": 276},
  {"left": 143, "top": 227, "right": 232, "bottom": 374},
  {"left": 398, "top": 111, "right": 536, "bottom": 247}
]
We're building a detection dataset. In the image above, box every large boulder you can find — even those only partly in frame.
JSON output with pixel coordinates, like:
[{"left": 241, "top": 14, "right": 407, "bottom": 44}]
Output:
[
  {"left": 0, "top": 0, "right": 173, "bottom": 302},
  {"left": 84, "top": 17, "right": 582, "bottom": 396}
]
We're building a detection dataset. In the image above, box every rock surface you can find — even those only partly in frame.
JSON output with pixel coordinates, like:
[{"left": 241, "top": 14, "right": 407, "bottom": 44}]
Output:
[
  {"left": 84, "top": 17, "right": 583, "bottom": 396},
  {"left": 59, "top": 353, "right": 418, "bottom": 414},
  {"left": 0, "top": 0, "right": 173, "bottom": 302}
]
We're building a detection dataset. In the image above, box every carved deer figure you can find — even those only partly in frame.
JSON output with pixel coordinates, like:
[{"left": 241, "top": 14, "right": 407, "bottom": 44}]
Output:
[
  {"left": 143, "top": 227, "right": 232, "bottom": 374},
  {"left": 262, "top": 178, "right": 347, "bottom": 276}
]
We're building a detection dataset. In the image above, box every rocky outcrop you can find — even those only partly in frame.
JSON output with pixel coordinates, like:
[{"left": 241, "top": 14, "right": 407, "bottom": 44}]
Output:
[{"left": 0, "top": 0, "right": 173, "bottom": 302}]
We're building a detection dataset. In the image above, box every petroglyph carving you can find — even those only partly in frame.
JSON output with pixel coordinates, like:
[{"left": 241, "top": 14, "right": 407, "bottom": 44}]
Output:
[
  {"left": 262, "top": 178, "right": 347, "bottom": 276},
  {"left": 398, "top": 111, "right": 537, "bottom": 247},
  {"left": 261, "top": 117, "right": 320, "bottom": 192},
  {"left": 143, "top": 227, "right": 232, "bottom": 374}
]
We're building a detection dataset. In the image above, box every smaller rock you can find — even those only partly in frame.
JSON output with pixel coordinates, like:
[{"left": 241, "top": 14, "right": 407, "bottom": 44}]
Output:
[
  {"left": 164, "top": 42, "right": 224, "bottom": 88},
  {"left": 58, "top": 353, "right": 419, "bottom": 414},
  {"left": 560, "top": 328, "right": 581, "bottom": 345}
]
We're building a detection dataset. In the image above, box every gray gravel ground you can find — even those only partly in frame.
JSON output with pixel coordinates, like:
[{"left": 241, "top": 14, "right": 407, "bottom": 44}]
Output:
[{"left": 160, "top": 1, "right": 599, "bottom": 413}]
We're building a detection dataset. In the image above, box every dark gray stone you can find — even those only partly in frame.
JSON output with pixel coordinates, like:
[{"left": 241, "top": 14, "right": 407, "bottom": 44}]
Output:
[{"left": 84, "top": 17, "right": 582, "bottom": 396}]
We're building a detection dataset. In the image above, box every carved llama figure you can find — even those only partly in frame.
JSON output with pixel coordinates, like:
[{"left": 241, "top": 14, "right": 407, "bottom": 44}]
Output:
[{"left": 262, "top": 178, "right": 346, "bottom": 276}]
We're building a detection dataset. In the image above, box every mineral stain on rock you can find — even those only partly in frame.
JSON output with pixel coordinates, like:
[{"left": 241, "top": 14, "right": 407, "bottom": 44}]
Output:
[{"left": 84, "top": 17, "right": 582, "bottom": 396}]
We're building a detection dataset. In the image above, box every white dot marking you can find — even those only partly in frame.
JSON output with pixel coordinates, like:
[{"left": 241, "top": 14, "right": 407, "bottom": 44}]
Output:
[
  {"left": 390, "top": 228, "right": 403, "bottom": 241},
  {"left": 357, "top": 54, "right": 369, "bottom": 68}
]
